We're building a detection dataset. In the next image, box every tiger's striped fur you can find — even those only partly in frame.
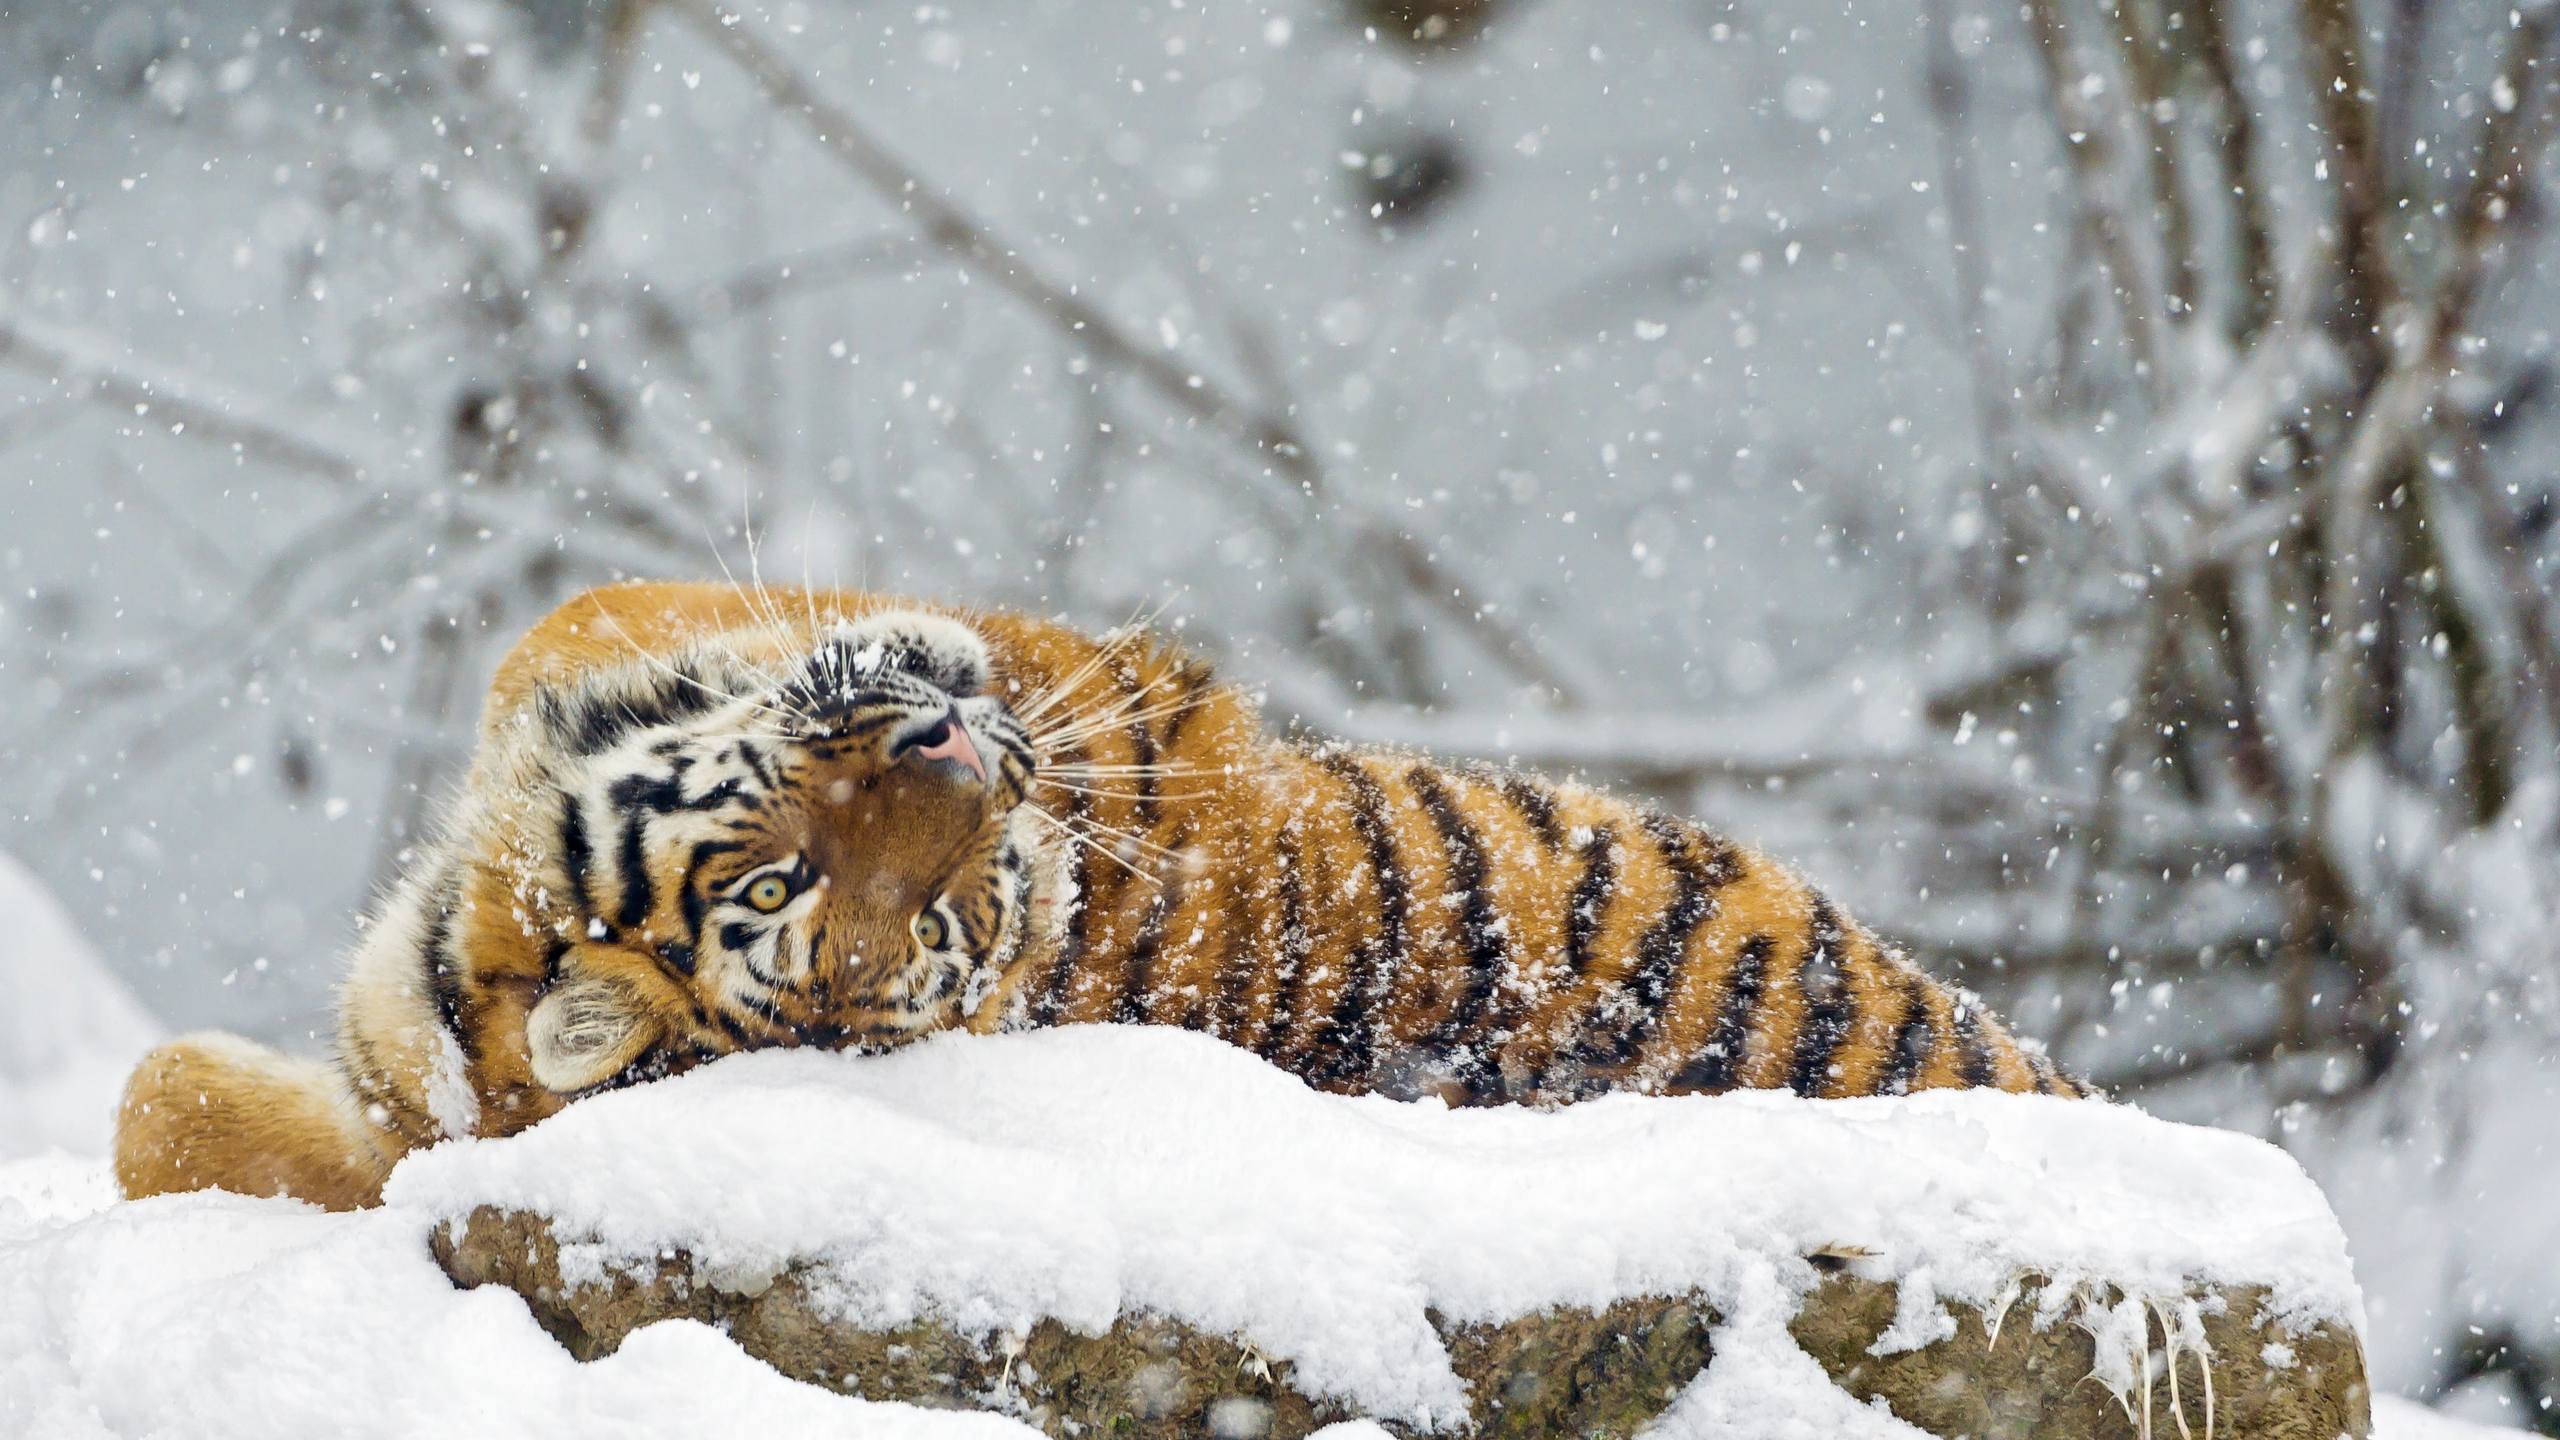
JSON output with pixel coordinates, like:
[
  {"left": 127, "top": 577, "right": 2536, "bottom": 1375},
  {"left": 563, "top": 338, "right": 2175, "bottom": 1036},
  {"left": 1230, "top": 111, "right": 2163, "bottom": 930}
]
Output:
[{"left": 114, "top": 582, "right": 2084, "bottom": 1211}]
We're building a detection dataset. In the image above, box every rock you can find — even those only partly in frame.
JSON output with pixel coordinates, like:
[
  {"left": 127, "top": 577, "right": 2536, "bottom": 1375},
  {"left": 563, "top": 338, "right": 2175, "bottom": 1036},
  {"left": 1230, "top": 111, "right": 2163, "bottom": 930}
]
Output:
[
  {"left": 1791, "top": 1272, "right": 2370, "bottom": 1440},
  {"left": 431, "top": 1205, "right": 2369, "bottom": 1439}
]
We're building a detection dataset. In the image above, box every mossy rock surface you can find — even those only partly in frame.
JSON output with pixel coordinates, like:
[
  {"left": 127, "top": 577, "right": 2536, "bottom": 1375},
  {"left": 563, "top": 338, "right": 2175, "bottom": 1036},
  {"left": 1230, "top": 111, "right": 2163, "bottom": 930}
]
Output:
[
  {"left": 432, "top": 1205, "right": 2368, "bottom": 1439},
  {"left": 1791, "top": 1272, "right": 2369, "bottom": 1440}
]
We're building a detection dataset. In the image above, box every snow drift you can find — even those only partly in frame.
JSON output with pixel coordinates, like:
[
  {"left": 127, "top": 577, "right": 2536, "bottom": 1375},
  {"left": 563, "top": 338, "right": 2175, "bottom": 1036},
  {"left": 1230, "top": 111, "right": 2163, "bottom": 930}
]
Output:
[{"left": 0, "top": 849, "right": 161, "bottom": 1160}]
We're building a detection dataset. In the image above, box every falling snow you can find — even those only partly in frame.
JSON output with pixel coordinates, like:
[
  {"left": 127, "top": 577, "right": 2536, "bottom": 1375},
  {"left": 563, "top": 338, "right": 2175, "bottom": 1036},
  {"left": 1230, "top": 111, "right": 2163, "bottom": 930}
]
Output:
[{"left": 2, "top": 0, "right": 2557, "bottom": 1432}]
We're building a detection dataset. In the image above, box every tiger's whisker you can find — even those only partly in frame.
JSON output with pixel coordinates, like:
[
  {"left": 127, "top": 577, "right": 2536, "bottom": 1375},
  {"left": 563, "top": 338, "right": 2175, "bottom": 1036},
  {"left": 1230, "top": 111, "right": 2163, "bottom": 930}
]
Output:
[
  {"left": 592, "top": 607, "right": 810, "bottom": 734},
  {"left": 1034, "top": 778, "right": 1219, "bottom": 803},
  {"left": 1031, "top": 687, "right": 1204, "bottom": 746},
  {"left": 1032, "top": 797, "right": 1189, "bottom": 857},
  {"left": 1034, "top": 663, "right": 1216, "bottom": 734},
  {"left": 1026, "top": 807, "right": 1166, "bottom": 889},
  {"left": 1032, "top": 692, "right": 1218, "bottom": 752},
  {"left": 1050, "top": 813, "right": 1189, "bottom": 864},
  {"left": 1011, "top": 597, "right": 1172, "bottom": 725},
  {"left": 707, "top": 512, "right": 812, "bottom": 678},
  {"left": 1011, "top": 634, "right": 1139, "bottom": 728}
]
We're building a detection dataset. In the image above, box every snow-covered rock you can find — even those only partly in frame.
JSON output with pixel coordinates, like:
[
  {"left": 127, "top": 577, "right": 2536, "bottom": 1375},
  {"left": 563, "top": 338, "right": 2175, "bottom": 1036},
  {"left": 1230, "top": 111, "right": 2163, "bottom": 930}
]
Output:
[
  {"left": 394, "top": 1026, "right": 2369, "bottom": 1437},
  {"left": 0, "top": 850, "right": 161, "bottom": 1159}
]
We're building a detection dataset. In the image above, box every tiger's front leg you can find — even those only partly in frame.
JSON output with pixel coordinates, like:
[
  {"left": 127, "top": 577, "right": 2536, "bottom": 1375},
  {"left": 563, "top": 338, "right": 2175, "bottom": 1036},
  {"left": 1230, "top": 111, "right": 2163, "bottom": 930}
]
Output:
[{"left": 113, "top": 1033, "right": 395, "bottom": 1212}]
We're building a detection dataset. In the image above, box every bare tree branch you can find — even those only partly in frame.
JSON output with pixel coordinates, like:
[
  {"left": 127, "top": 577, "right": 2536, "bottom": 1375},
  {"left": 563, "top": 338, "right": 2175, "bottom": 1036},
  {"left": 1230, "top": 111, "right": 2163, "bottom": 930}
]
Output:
[
  {"left": 662, "top": 0, "right": 1314, "bottom": 489},
  {"left": 663, "top": 0, "right": 1583, "bottom": 706},
  {"left": 2296, "top": 0, "right": 2399, "bottom": 355},
  {"left": 0, "top": 306, "right": 378, "bottom": 486}
]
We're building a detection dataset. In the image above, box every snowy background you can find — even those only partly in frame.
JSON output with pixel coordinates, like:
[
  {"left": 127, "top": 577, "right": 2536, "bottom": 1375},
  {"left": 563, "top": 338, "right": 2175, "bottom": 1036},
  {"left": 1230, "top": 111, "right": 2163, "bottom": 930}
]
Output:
[{"left": 0, "top": 0, "right": 2554, "bottom": 1430}]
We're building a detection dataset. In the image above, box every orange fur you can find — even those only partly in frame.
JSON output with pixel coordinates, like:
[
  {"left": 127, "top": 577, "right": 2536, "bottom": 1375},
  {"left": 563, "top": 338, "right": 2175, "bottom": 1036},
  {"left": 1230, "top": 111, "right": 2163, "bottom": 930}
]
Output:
[{"left": 114, "top": 1034, "right": 392, "bottom": 1211}]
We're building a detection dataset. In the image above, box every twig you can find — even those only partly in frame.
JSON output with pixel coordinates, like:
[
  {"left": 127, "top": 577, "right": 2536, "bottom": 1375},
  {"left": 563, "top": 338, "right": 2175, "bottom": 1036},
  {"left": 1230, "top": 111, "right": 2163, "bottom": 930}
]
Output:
[
  {"left": 2185, "top": 0, "right": 2278, "bottom": 339},
  {"left": 0, "top": 305, "right": 376, "bottom": 485},
  {"left": 661, "top": 0, "right": 1314, "bottom": 489},
  {"left": 2295, "top": 0, "right": 2399, "bottom": 354},
  {"left": 666, "top": 0, "right": 1579, "bottom": 703},
  {"left": 690, "top": 232, "right": 927, "bottom": 319},
  {"left": 2016, "top": 0, "right": 2166, "bottom": 389}
]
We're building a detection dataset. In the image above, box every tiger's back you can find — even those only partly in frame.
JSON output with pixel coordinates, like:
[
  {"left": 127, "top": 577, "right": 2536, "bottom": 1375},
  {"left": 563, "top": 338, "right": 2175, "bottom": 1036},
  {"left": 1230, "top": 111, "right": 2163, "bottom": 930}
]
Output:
[
  {"left": 990, "top": 701, "right": 2079, "bottom": 1105},
  {"left": 494, "top": 582, "right": 2085, "bottom": 1105}
]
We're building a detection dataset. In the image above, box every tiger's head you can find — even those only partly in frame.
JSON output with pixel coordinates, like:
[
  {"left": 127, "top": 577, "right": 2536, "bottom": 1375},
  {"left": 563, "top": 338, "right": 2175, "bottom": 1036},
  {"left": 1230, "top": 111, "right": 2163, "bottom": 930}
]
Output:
[{"left": 507, "top": 607, "right": 1055, "bottom": 1095}]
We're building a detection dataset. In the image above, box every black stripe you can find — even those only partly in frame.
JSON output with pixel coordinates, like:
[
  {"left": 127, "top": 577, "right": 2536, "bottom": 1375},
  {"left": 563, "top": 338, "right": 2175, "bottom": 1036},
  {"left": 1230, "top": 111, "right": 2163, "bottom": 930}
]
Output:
[
  {"left": 1564, "top": 825, "right": 1618, "bottom": 976},
  {"left": 992, "top": 730, "right": 1037, "bottom": 770},
  {"left": 559, "top": 796, "right": 595, "bottom": 916},
  {"left": 677, "top": 839, "right": 745, "bottom": 950},
  {"left": 1111, "top": 889, "right": 1174, "bottom": 1023},
  {"left": 1408, "top": 767, "right": 1508, "bottom": 1065},
  {"left": 1207, "top": 848, "right": 1261, "bottom": 1039},
  {"left": 1515, "top": 824, "right": 1618, "bottom": 1103},
  {"left": 1257, "top": 824, "right": 1314, "bottom": 1058},
  {"left": 1118, "top": 666, "right": 1163, "bottom": 830},
  {"left": 1031, "top": 743, "right": 1098, "bottom": 1024},
  {"left": 1582, "top": 815, "right": 1726, "bottom": 1071},
  {"left": 1155, "top": 659, "right": 1219, "bottom": 752},
  {"left": 832, "top": 711, "right": 906, "bottom": 743},
  {"left": 1043, "top": 662, "right": 1164, "bottom": 1019},
  {"left": 1304, "top": 753, "right": 1410, "bottom": 1088},
  {"left": 1785, "top": 896, "right": 1856, "bottom": 1097},
  {"left": 687, "top": 776, "right": 747, "bottom": 811},
  {"left": 1112, "top": 820, "right": 1192, "bottom": 1024},
  {"left": 1952, "top": 1002, "right": 1998, "bottom": 1087},
  {"left": 612, "top": 802, "right": 653, "bottom": 929},
  {"left": 1880, "top": 974, "right": 1935, "bottom": 1095},
  {"left": 1000, "top": 845, "right": 1033, "bottom": 963},
  {"left": 1490, "top": 770, "right": 1564, "bottom": 851},
  {"left": 550, "top": 668, "right": 723, "bottom": 756},
  {"left": 1669, "top": 932, "right": 1773, "bottom": 1093},
  {"left": 420, "top": 863, "right": 475, "bottom": 1063},
  {"left": 602, "top": 766, "right": 731, "bottom": 930},
  {"left": 339, "top": 1025, "right": 397, "bottom": 1121}
]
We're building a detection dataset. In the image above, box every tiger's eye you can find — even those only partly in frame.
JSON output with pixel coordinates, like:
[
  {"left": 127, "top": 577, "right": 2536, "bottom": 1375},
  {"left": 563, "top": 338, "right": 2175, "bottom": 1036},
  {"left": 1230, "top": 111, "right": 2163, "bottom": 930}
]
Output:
[
  {"left": 745, "top": 875, "right": 793, "bottom": 913},
  {"left": 911, "top": 908, "right": 949, "bottom": 951}
]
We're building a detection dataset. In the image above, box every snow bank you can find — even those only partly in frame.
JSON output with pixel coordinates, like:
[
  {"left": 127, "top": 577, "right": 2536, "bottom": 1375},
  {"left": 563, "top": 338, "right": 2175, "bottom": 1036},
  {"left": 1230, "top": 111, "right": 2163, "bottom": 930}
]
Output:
[
  {"left": 0, "top": 1157, "right": 1041, "bottom": 1440},
  {"left": 0, "top": 850, "right": 161, "bottom": 1159},
  {"left": 2374, "top": 1396, "right": 2544, "bottom": 1440},
  {"left": 391, "top": 1025, "right": 2361, "bottom": 1432}
]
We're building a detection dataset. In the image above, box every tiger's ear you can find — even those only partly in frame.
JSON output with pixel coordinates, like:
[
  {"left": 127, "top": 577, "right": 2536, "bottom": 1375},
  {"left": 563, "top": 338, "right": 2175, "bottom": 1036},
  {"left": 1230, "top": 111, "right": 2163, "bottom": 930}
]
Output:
[{"left": 526, "top": 976, "right": 664, "bottom": 1094}]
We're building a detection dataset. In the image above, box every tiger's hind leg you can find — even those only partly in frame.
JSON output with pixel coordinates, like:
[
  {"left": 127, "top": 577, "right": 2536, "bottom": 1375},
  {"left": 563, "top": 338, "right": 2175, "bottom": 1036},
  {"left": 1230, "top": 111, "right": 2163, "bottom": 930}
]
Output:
[{"left": 114, "top": 1033, "right": 394, "bottom": 1211}]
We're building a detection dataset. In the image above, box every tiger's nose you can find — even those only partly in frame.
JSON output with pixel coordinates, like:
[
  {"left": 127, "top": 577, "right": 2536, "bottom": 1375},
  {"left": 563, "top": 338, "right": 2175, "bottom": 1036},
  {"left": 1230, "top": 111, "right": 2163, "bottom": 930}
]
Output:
[{"left": 893, "top": 707, "right": 987, "bottom": 785}]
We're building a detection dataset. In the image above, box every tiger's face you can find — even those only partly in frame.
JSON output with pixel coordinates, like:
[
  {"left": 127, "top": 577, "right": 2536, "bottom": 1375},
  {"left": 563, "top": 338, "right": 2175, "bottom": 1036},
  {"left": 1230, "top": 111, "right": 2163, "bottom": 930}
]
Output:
[{"left": 516, "top": 608, "right": 1047, "bottom": 1094}]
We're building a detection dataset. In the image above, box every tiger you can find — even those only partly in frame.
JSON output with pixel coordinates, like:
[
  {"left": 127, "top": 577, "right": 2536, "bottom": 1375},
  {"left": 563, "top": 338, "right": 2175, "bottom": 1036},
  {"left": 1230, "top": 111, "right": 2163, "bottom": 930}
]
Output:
[{"left": 113, "top": 581, "right": 2087, "bottom": 1210}]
